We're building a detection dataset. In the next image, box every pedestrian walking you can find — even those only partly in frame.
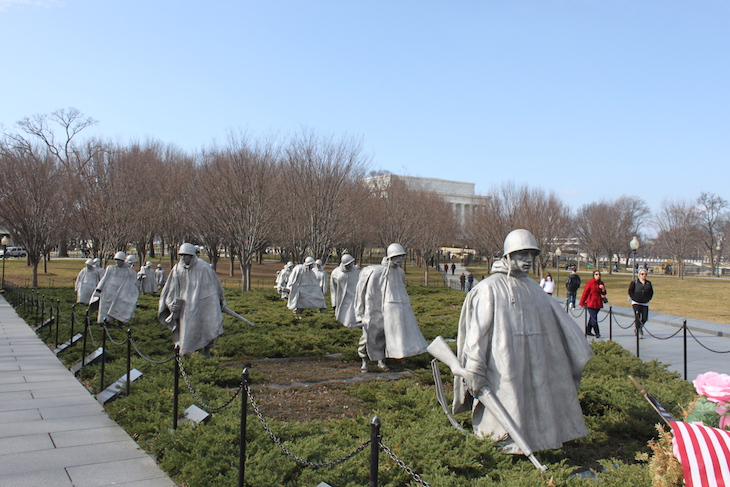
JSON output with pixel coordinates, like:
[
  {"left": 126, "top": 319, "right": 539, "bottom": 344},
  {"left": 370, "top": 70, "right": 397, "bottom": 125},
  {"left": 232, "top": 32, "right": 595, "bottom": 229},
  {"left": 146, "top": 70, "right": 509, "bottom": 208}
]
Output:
[
  {"left": 459, "top": 272, "right": 466, "bottom": 291},
  {"left": 565, "top": 268, "right": 581, "bottom": 309},
  {"left": 467, "top": 271, "right": 474, "bottom": 291},
  {"left": 628, "top": 269, "right": 653, "bottom": 338},
  {"left": 579, "top": 271, "right": 607, "bottom": 338},
  {"left": 451, "top": 263, "right": 456, "bottom": 275},
  {"left": 539, "top": 273, "right": 555, "bottom": 295}
]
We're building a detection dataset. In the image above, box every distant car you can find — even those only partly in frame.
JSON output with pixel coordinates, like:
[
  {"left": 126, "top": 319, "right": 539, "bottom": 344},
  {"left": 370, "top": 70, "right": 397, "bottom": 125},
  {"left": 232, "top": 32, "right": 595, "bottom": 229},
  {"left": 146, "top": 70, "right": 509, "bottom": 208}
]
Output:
[{"left": 0, "top": 246, "right": 27, "bottom": 258}]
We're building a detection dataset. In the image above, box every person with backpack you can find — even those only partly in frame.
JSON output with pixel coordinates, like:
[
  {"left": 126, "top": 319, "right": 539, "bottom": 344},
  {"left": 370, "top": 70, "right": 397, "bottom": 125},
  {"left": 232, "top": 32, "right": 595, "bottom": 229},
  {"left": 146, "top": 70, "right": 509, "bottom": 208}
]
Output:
[
  {"left": 628, "top": 269, "right": 654, "bottom": 338},
  {"left": 565, "top": 268, "right": 581, "bottom": 309}
]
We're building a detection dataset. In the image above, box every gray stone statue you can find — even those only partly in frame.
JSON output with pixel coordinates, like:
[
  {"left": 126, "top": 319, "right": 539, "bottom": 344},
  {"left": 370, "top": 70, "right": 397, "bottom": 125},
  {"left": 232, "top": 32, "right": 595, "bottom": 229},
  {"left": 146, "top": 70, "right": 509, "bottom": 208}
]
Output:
[
  {"left": 155, "top": 263, "right": 166, "bottom": 288},
  {"left": 92, "top": 258, "right": 105, "bottom": 280},
  {"left": 137, "top": 261, "right": 157, "bottom": 294},
  {"left": 94, "top": 251, "right": 140, "bottom": 323},
  {"left": 286, "top": 257, "right": 327, "bottom": 316},
  {"left": 452, "top": 229, "right": 592, "bottom": 453},
  {"left": 330, "top": 254, "right": 360, "bottom": 328},
  {"left": 275, "top": 261, "right": 294, "bottom": 299},
  {"left": 354, "top": 243, "right": 428, "bottom": 372},
  {"left": 158, "top": 243, "right": 226, "bottom": 357},
  {"left": 75, "top": 259, "right": 100, "bottom": 305},
  {"left": 313, "top": 259, "right": 328, "bottom": 294}
]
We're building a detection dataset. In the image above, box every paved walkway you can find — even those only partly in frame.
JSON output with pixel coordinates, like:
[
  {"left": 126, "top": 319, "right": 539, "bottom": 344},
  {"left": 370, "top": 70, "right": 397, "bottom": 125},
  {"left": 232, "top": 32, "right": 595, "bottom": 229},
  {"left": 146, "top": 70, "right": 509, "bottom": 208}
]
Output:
[
  {"left": 440, "top": 264, "right": 730, "bottom": 379},
  {"left": 0, "top": 297, "right": 176, "bottom": 487}
]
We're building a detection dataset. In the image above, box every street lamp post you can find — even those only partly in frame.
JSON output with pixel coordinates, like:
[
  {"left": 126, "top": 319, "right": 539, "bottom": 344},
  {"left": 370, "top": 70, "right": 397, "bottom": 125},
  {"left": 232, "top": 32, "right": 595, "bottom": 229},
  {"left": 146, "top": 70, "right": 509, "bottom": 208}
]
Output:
[
  {"left": 554, "top": 247, "right": 562, "bottom": 297},
  {"left": 1, "top": 236, "right": 10, "bottom": 290},
  {"left": 630, "top": 236, "right": 640, "bottom": 281},
  {"left": 717, "top": 241, "right": 723, "bottom": 278}
]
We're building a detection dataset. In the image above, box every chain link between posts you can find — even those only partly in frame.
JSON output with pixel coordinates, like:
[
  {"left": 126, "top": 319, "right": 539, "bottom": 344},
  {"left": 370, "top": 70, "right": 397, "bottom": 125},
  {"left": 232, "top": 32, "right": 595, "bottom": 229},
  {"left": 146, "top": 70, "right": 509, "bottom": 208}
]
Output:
[
  {"left": 176, "top": 355, "right": 243, "bottom": 412},
  {"left": 244, "top": 383, "right": 372, "bottom": 468},
  {"left": 379, "top": 441, "right": 431, "bottom": 486}
]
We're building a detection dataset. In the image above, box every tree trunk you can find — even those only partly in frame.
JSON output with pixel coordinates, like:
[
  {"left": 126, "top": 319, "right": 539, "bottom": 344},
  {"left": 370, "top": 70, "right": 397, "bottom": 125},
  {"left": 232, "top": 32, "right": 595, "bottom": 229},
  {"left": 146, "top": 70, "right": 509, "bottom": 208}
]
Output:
[
  {"left": 239, "top": 260, "right": 251, "bottom": 292},
  {"left": 59, "top": 238, "right": 69, "bottom": 258},
  {"left": 229, "top": 247, "right": 236, "bottom": 277}
]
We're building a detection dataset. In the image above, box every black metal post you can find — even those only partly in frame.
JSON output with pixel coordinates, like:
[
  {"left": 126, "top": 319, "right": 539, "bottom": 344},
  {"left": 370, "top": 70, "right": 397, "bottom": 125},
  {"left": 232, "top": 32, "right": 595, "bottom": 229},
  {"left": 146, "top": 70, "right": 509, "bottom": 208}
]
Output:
[
  {"left": 173, "top": 346, "right": 180, "bottom": 430},
  {"left": 683, "top": 320, "right": 687, "bottom": 380},
  {"left": 100, "top": 323, "right": 107, "bottom": 393},
  {"left": 239, "top": 368, "right": 249, "bottom": 487},
  {"left": 583, "top": 306, "right": 588, "bottom": 335},
  {"left": 634, "top": 307, "right": 640, "bottom": 358},
  {"left": 70, "top": 304, "right": 75, "bottom": 340},
  {"left": 609, "top": 306, "right": 613, "bottom": 341},
  {"left": 369, "top": 416, "right": 381, "bottom": 487},
  {"left": 54, "top": 299, "right": 60, "bottom": 346},
  {"left": 81, "top": 315, "right": 89, "bottom": 368},
  {"left": 126, "top": 329, "right": 132, "bottom": 397}
]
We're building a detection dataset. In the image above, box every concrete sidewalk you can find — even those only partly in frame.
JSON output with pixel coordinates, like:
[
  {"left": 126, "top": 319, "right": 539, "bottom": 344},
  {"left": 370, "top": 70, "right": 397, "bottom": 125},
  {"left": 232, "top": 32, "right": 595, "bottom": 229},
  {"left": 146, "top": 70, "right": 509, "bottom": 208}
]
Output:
[{"left": 0, "top": 297, "right": 176, "bottom": 487}]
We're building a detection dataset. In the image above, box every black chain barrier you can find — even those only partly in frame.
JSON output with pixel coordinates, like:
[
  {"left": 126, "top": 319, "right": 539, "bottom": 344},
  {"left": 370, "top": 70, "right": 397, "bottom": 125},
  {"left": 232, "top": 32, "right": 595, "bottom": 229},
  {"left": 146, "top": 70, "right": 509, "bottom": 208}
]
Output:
[
  {"left": 611, "top": 313, "right": 637, "bottom": 330},
  {"left": 641, "top": 322, "right": 685, "bottom": 341},
  {"left": 130, "top": 338, "right": 176, "bottom": 364},
  {"left": 102, "top": 324, "right": 129, "bottom": 346},
  {"left": 244, "top": 383, "right": 372, "bottom": 468},
  {"left": 176, "top": 354, "right": 244, "bottom": 412},
  {"left": 379, "top": 441, "right": 431, "bottom": 486},
  {"left": 685, "top": 326, "right": 730, "bottom": 354}
]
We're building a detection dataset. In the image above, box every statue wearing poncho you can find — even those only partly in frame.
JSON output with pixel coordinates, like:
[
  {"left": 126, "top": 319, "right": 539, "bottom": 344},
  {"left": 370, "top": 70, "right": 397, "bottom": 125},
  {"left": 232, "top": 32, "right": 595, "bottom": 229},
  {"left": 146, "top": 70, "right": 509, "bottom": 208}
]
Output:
[
  {"left": 158, "top": 250, "right": 225, "bottom": 355},
  {"left": 137, "top": 261, "right": 158, "bottom": 294},
  {"left": 75, "top": 260, "right": 101, "bottom": 305},
  {"left": 330, "top": 254, "right": 360, "bottom": 328},
  {"left": 286, "top": 257, "right": 327, "bottom": 313},
  {"left": 354, "top": 244, "right": 428, "bottom": 361},
  {"left": 453, "top": 229, "right": 592, "bottom": 453},
  {"left": 95, "top": 253, "right": 140, "bottom": 324}
]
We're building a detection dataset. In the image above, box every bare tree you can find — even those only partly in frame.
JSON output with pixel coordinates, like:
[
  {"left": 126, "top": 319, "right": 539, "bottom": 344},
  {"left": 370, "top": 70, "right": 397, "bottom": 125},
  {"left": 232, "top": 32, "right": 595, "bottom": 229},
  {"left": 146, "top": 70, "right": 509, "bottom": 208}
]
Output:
[
  {"left": 654, "top": 198, "right": 701, "bottom": 279},
  {"left": 0, "top": 145, "right": 66, "bottom": 287},
  {"left": 197, "top": 136, "right": 280, "bottom": 292},
  {"left": 464, "top": 183, "right": 572, "bottom": 275},
  {"left": 409, "top": 191, "right": 458, "bottom": 284},
  {"left": 696, "top": 192, "right": 729, "bottom": 276},
  {"left": 574, "top": 196, "right": 650, "bottom": 273},
  {"left": 279, "top": 130, "right": 370, "bottom": 262},
  {"left": 7, "top": 108, "right": 100, "bottom": 257}
]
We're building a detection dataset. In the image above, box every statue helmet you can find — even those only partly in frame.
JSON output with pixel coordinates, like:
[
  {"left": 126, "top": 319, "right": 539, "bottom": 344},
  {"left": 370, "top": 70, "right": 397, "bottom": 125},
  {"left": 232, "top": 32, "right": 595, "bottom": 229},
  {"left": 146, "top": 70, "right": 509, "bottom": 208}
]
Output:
[
  {"left": 286, "top": 261, "right": 294, "bottom": 268},
  {"left": 85, "top": 259, "right": 93, "bottom": 266},
  {"left": 93, "top": 258, "right": 100, "bottom": 265},
  {"left": 178, "top": 243, "right": 197, "bottom": 256},
  {"left": 503, "top": 229, "right": 541, "bottom": 256},
  {"left": 157, "top": 264, "right": 162, "bottom": 268},
  {"left": 315, "top": 259, "right": 323, "bottom": 267},
  {"left": 304, "top": 256, "right": 315, "bottom": 266},
  {"left": 125, "top": 254, "right": 137, "bottom": 264},
  {"left": 114, "top": 251, "right": 127, "bottom": 261},
  {"left": 340, "top": 253, "right": 355, "bottom": 266},
  {"left": 146, "top": 261, "right": 152, "bottom": 267},
  {"left": 386, "top": 243, "right": 406, "bottom": 258}
]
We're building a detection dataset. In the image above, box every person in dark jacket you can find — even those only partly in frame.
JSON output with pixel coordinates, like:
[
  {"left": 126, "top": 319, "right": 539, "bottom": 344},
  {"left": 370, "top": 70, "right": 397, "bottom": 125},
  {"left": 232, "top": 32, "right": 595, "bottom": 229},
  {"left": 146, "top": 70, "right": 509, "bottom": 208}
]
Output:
[
  {"left": 565, "top": 269, "right": 581, "bottom": 309},
  {"left": 579, "top": 271, "right": 606, "bottom": 337},
  {"left": 628, "top": 269, "right": 653, "bottom": 338}
]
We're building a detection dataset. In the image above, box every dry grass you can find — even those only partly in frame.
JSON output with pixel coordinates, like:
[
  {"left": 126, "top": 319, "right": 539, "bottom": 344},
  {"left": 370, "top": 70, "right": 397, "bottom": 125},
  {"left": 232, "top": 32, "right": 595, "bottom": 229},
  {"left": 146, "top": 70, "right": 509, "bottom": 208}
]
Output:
[{"left": 5, "top": 257, "right": 729, "bottom": 324}]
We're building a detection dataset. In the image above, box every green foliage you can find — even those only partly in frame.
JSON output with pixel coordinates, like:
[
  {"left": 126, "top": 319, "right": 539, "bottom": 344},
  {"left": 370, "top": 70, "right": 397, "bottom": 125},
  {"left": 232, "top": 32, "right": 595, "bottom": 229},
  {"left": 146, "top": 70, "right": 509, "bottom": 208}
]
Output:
[
  {"left": 685, "top": 396, "right": 721, "bottom": 427},
  {"left": 13, "top": 284, "right": 695, "bottom": 486}
]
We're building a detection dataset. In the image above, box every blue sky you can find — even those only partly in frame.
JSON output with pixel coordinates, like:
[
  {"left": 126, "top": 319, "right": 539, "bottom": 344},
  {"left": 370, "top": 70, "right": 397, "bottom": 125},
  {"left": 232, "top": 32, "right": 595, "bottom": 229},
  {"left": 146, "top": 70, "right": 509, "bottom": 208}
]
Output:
[{"left": 1, "top": 0, "right": 728, "bottom": 215}]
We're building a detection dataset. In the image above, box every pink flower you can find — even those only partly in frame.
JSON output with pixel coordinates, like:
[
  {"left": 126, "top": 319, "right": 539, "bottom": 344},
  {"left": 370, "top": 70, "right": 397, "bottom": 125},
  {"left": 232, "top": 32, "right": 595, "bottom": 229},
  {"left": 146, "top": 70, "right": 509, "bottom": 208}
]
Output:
[
  {"left": 693, "top": 372, "right": 730, "bottom": 404},
  {"left": 721, "top": 414, "right": 730, "bottom": 431}
]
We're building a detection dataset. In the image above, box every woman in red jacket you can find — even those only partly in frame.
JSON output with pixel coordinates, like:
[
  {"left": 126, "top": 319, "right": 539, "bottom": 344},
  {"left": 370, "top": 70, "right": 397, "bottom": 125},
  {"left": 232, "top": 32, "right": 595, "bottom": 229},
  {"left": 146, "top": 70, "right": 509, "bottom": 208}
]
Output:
[{"left": 579, "top": 270, "right": 607, "bottom": 338}]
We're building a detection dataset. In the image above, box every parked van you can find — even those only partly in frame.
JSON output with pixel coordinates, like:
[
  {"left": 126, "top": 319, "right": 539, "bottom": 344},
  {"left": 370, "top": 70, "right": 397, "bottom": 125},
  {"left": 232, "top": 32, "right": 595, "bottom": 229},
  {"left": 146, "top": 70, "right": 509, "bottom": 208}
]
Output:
[{"left": 0, "top": 246, "right": 27, "bottom": 258}]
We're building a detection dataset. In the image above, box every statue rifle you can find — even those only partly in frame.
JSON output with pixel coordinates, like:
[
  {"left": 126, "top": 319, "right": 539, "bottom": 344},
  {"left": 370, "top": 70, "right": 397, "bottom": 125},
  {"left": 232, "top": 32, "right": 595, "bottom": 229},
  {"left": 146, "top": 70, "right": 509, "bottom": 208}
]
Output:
[
  {"left": 222, "top": 306, "right": 255, "bottom": 326},
  {"left": 427, "top": 336, "right": 548, "bottom": 473}
]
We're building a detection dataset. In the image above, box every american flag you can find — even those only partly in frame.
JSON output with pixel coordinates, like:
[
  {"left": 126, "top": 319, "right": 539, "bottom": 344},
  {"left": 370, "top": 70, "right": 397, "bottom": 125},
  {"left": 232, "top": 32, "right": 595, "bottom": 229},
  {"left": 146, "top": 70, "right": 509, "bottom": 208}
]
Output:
[{"left": 669, "top": 420, "right": 730, "bottom": 487}]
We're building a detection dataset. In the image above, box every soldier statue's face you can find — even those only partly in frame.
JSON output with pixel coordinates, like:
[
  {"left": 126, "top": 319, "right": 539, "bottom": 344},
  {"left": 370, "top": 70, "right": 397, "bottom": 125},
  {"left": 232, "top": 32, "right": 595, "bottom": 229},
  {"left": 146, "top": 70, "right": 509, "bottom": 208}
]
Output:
[
  {"left": 344, "top": 262, "right": 354, "bottom": 271},
  {"left": 181, "top": 254, "right": 194, "bottom": 266},
  {"left": 390, "top": 255, "right": 404, "bottom": 267},
  {"left": 115, "top": 259, "right": 125, "bottom": 268},
  {"left": 508, "top": 250, "right": 535, "bottom": 273}
]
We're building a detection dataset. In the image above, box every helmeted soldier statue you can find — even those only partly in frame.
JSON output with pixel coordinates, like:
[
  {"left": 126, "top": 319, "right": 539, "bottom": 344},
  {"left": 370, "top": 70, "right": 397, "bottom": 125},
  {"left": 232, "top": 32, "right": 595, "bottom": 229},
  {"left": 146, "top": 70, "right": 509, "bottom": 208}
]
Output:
[
  {"left": 355, "top": 243, "right": 428, "bottom": 372},
  {"left": 275, "top": 261, "right": 295, "bottom": 299},
  {"left": 137, "top": 261, "right": 157, "bottom": 294},
  {"left": 286, "top": 256, "right": 327, "bottom": 316},
  {"left": 158, "top": 243, "right": 226, "bottom": 357},
  {"left": 452, "top": 229, "right": 592, "bottom": 453},
  {"left": 313, "top": 259, "right": 328, "bottom": 294},
  {"left": 155, "top": 263, "right": 166, "bottom": 288},
  {"left": 330, "top": 254, "right": 360, "bottom": 328},
  {"left": 75, "top": 259, "right": 101, "bottom": 305},
  {"left": 94, "top": 251, "right": 140, "bottom": 324}
]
